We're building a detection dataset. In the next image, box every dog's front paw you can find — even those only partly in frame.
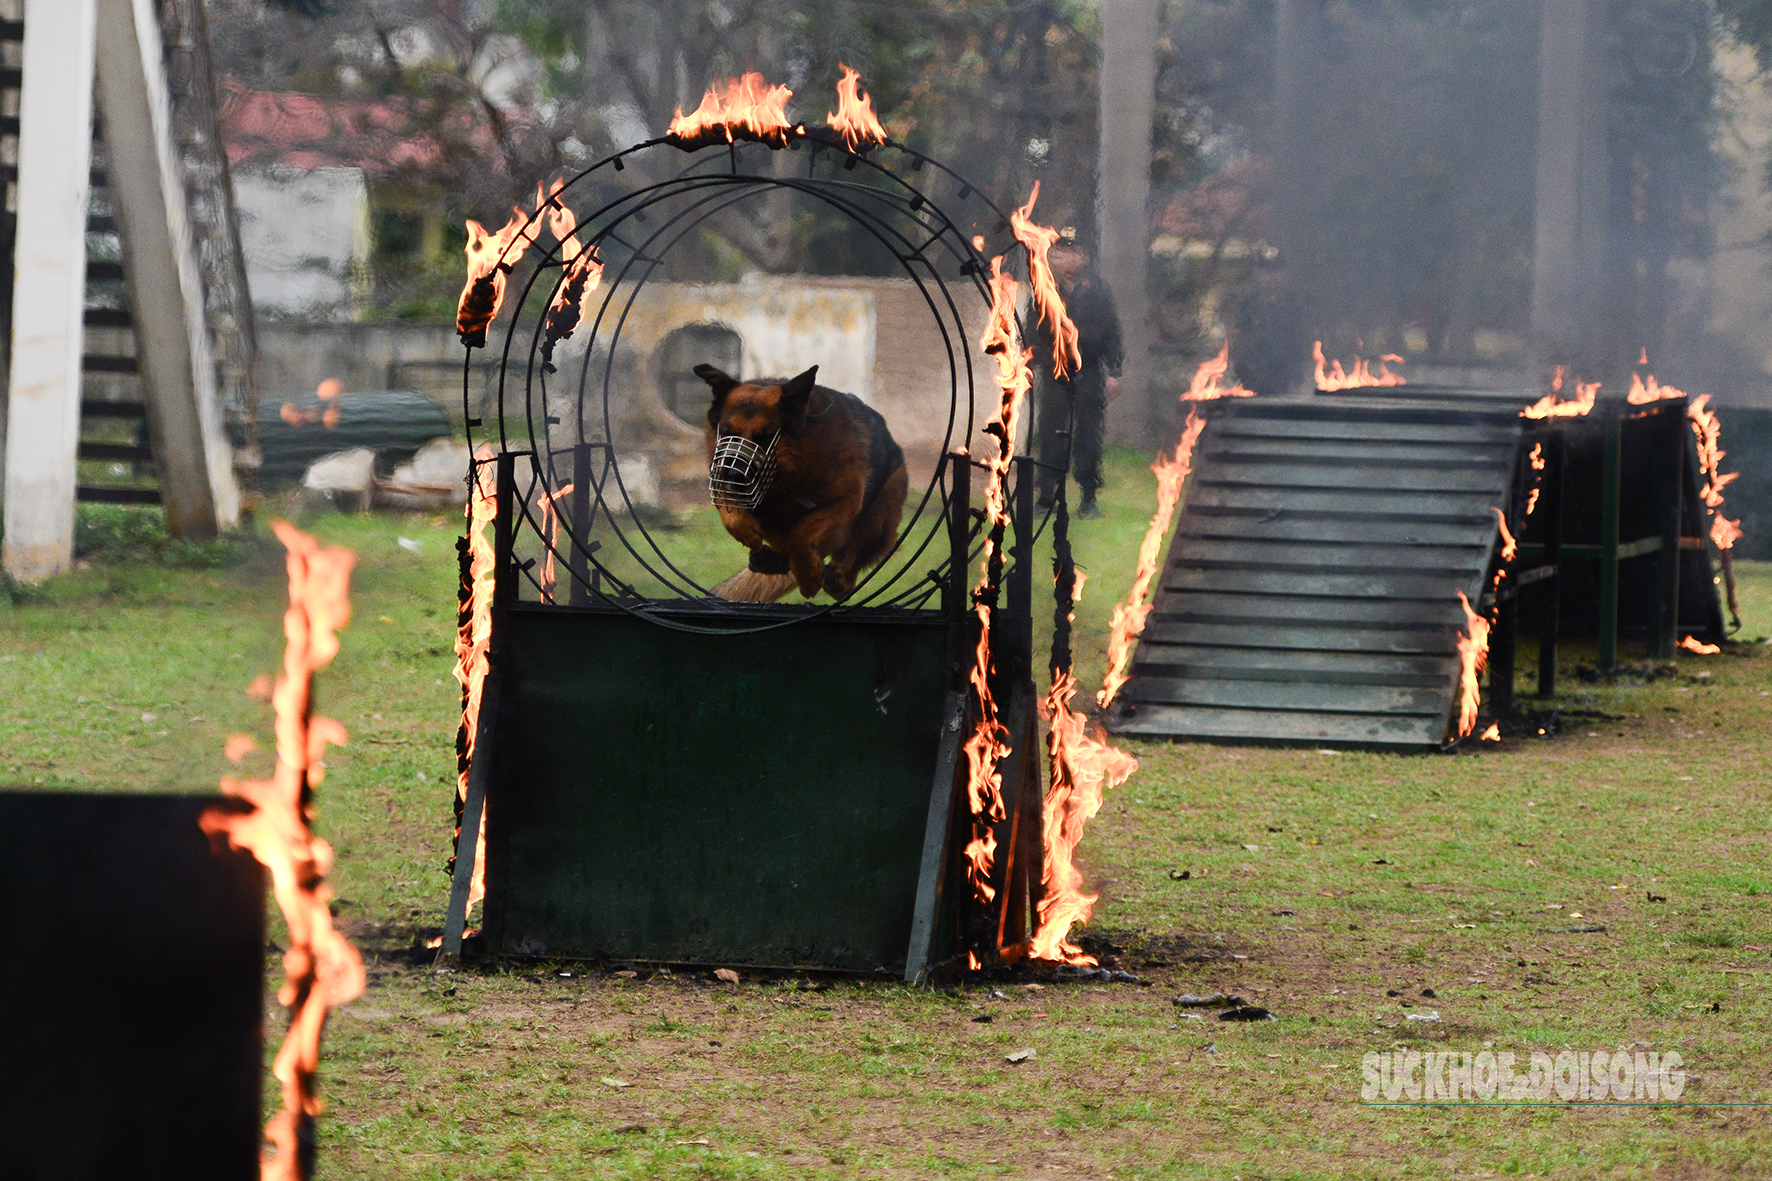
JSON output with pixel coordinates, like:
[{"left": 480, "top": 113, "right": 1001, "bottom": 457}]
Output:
[{"left": 821, "top": 563, "right": 855, "bottom": 601}]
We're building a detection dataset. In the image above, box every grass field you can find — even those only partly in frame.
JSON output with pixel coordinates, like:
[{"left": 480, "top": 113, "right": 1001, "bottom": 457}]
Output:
[{"left": 2, "top": 446, "right": 1769, "bottom": 1179}]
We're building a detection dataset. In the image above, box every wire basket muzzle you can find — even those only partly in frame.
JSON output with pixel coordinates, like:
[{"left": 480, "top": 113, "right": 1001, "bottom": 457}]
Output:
[{"left": 708, "top": 431, "right": 780, "bottom": 511}]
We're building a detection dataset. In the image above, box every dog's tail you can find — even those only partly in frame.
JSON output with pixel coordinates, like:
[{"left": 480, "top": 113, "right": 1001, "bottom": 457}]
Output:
[{"left": 712, "top": 569, "right": 796, "bottom": 603}]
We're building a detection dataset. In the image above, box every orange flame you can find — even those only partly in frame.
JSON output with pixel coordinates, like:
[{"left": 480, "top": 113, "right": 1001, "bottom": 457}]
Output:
[
  {"left": 1525, "top": 443, "right": 1545, "bottom": 517},
  {"left": 1009, "top": 182, "right": 1081, "bottom": 380},
  {"left": 1099, "top": 345, "right": 1251, "bottom": 709},
  {"left": 1032, "top": 668, "right": 1138, "bottom": 964},
  {"left": 1313, "top": 341, "right": 1406, "bottom": 390},
  {"left": 1097, "top": 421, "right": 1200, "bottom": 710},
  {"left": 536, "top": 481, "right": 575, "bottom": 604},
  {"left": 1182, "top": 342, "right": 1254, "bottom": 401},
  {"left": 200, "top": 522, "right": 364, "bottom": 1181},
  {"left": 1491, "top": 507, "right": 1517, "bottom": 563},
  {"left": 1627, "top": 370, "right": 1685, "bottom": 405},
  {"left": 957, "top": 253, "right": 1034, "bottom": 910},
  {"left": 1521, "top": 376, "right": 1599, "bottom": 419},
  {"left": 536, "top": 180, "right": 604, "bottom": 349},
  {"left": 1453, "top": 590, "right": 1489, "bottom": 739},
  {"left": 1678, "top": 634, "right": 1720, "bottom": 655},
  {"left": 453, "top": 447, "right": 498, "bottom": 913},
  {"left": 278, "top": 380, "right": 346, "bottom": 429},
  {"left": 960, "top": 606, "right": 1009, "bottom": 901},
  {"left": 1480, "top": 722, "right": 1500, "bottom": 742},
  {"left": 1687, "top": 394, "right": 1741, "bottom": 552},
  {"left": 667, "top": 72, "right": 797, "bottom": 148},
  {"left": 1487, "top": 507, "right": 1517, "bottom": 599},
  {"left": 825, "top": 63, "right": 887, "bottom": 152},
  {"left": 457, "top": 203, "right": 544, "bottom": 347}
]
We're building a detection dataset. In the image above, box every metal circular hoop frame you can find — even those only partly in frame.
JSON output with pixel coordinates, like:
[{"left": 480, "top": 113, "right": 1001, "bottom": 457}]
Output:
[{"left": 463, "top": 130, "right": 1048, "bottom": 635}]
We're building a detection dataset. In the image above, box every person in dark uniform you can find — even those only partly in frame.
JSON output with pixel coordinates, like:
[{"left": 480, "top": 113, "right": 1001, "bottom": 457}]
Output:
[{"left": 1033, "top": 231, "right": 1123, "bottom": 517}]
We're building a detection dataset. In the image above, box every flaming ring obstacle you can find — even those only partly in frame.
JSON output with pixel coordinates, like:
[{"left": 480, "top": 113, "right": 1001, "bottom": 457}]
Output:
[{"left": 444, "top": 115, "right": 1066, "bottom": 980}]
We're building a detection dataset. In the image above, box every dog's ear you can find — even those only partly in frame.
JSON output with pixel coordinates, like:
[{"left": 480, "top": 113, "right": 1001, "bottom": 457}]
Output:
[
  {"left": 778, "top": 366, "right": 818, "bottom": 434},
  {"left": 696, "top": 364, "right": 740, "bottom": 426}
]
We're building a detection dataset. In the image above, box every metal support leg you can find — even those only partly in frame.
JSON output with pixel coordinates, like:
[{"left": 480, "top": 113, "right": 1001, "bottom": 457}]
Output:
[
  {"left": 1598, "top": 402, "right": 1621, "bottom": 673},
  {"left": 1537, "top": 434, "right": 1565, "bottom": 697},
  {"left": 1649, "top": 407, "right": 1682, "bottom": 658},
  {"left": 568, "top": 444, "right": 594, "bottom": 606},
  {"left": 1493, "top": 590, "right": 1517, "bottom": 719}
]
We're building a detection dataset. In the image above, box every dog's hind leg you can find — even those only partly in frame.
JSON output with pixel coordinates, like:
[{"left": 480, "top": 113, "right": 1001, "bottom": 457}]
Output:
[{"left": 844, "top": 463, "right": 910, "bottom": 583}]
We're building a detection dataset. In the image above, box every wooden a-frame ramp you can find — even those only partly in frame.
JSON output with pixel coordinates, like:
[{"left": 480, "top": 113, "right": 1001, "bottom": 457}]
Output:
[{"left": 1107, "top": 394, "right": 1520, "bottom": 749}]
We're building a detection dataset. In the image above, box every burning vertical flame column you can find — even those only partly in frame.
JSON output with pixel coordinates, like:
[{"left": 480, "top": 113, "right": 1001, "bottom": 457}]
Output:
[
  {"left": 200, "top": 522, "right": 364, "bottom": 1181},
  {"left": 1688, "top": 395, "right": 1742, "bottom": 552},
  {"left": 1004, "top": 190, "right": 1143, "bottom": 963},
  {"left": 1098, "top": 344, "right": 1250, "bottom": 710},
  {"left": 1034, "top": 578, "right": 1138, "bottom": 965},
  {"left": 958, "top": 254, "right": 1033, "bottom": 906},
  {"left": 453, "top": 447, "right": 498, "bottom": 912},
  {"left": 825, "top": 63, "right": 888, "bottom": 152},
  {"left": 1010, "top": 181, "right": 1081, "bottom": 380},
  {"left": 1453, "top": 590, "right": 1490, "bottom": 739}
]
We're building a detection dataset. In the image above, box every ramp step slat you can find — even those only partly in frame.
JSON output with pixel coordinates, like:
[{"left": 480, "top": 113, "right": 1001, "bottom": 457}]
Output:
[
  {"left": 1132, "top": 643, "right": 1457, "bottom": 681},
  {"left": 1184, "top": 485, "right": 1502, "bottom": 519},
  {"left": 1212, "top": 418, "right": 1519, "bottom": 445},
  {"left": 1222, "top": 400, "right": 1525, "bottom": 428},
  {"left": 1207, "top": 437, "right": 1514, "bottom": 465},
  {"left": 1168, "top": 538, "right": 1488, "bottom": 570},
  {"left": 1181, "top": 515, "right": 1499, "bottom": 547},
  {"left": 1112, "top": 703, "right": 1447, "bottom": 747},
  {"left": 1161, "top": 568, "right": 1481, "bottom": 600},
  {"left": 1140, "top": 620, "right": 1459, "bottom": 655},
  {"left": 1146, "top": 591, "right": 1468, "bottom": 626},
  {"left": 1202, "top": 463, "right": 1513, "bottom": 493},
  {"left": 1123, "top": 675, "right": 1450, "bottom": 714}
]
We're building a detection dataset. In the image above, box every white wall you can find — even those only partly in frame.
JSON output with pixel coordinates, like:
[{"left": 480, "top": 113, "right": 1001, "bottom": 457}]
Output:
[{"left": 233, "top": 165, "right": 370, "bottom": 319}]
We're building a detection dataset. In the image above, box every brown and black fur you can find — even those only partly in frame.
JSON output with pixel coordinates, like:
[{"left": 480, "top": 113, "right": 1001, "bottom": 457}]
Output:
[{"left": 697, "top": 364, "right": 908, "bottom": 601}]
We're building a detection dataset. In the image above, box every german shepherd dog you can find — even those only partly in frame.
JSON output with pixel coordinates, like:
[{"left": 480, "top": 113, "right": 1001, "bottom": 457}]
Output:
[{"left": 696, "top": 364, "right": 908, "bottom": 601}]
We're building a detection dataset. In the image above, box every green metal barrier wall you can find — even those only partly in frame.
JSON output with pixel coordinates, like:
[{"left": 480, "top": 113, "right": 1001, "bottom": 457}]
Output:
[{"left": 480, "top": 604, "right": 956, "bottom": 973}]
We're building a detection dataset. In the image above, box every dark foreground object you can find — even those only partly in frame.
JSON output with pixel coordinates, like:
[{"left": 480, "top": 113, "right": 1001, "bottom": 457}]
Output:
[{"left": 0, "top": 792, "right": 265, "bottom": 1181}]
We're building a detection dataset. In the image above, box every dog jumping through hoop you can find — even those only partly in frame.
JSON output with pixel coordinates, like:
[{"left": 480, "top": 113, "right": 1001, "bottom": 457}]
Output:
[{"left": 697, "top": 364, "right": 908, "bottom": 602}]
